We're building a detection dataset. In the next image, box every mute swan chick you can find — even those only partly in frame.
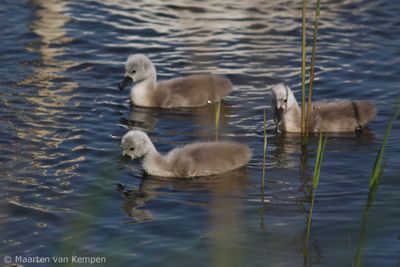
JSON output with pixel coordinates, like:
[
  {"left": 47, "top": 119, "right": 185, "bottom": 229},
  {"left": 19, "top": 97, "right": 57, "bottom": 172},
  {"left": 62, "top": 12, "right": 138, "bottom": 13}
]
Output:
[
  {"left": 271, "top": 84, "right": 376, "bottom": 133},
  {"left": 121, "top": 130, "right": 252, "bottom": 178},
  {"left": 118, "top": 54, "right": 232, "bottom": 108}
]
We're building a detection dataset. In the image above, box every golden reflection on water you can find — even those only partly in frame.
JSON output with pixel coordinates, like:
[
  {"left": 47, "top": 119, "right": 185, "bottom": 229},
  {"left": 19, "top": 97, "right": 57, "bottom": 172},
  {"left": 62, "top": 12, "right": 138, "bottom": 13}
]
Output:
[
  {"left": 17, "top": 0, "right": 83, "bottom": 175},
  {"left": 5, "top": 0, "right": 83, "bottom": 216},
  {"left": 22, "top": 0, "right": 78, "bottom": 108}
]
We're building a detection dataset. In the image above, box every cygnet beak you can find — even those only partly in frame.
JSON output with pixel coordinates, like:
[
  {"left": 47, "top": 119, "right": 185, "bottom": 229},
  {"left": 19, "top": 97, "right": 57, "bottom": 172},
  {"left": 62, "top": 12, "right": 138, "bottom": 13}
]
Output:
[
  {"left": 122, "top": 151, "right": 135, "bottom": 160},
  {"left": 274, "top": 107, "right": 283, "bottom": 123},
  {"left": 118, "top": 76, "right": 133, "bottom": 90}
]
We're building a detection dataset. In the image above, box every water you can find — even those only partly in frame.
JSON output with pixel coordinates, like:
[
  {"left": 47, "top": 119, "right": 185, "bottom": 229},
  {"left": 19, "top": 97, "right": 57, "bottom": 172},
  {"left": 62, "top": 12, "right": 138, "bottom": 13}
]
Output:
[{"left": 1, "top": 0, "right": 399, "bottom": 266}]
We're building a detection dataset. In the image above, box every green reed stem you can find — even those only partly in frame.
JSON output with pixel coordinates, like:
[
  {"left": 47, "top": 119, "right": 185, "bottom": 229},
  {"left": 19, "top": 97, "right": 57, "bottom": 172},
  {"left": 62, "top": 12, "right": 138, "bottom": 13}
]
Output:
[
  {"left": 261, "top": 109, "right": 268, "bottom": 197},
  {"left": 305, "top": 0, "right": 320, "bottom": 136},
  {"left": 354, "top": 97, "right": 400, "bottom": 267},
  {"left": 301, "top": 0, "right": 308, "bottom": 140},
  {"left": 369, "top": 97, "right": 400, "bottom": 193},
  {"left": 304, "top": 131, "right": 327, "bottom": 258},
  {"left": 312, "top": 131, "right": 326, "bottom": 188},
  {"left": 215, "top": 101, "right": 221, "bottom": 141}
]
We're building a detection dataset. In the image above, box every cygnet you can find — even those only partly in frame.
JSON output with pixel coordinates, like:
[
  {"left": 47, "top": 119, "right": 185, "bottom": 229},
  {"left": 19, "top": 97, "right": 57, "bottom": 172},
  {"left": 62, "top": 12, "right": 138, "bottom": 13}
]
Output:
[
  {"left": 121, "top": 130, "right": 252, "bottom": 178},
  {"left": 118, "top": 54, "right": 232, "bottom": 108},
  {"left": 271, "top": 83, "right": 376, "bottom": 133}
]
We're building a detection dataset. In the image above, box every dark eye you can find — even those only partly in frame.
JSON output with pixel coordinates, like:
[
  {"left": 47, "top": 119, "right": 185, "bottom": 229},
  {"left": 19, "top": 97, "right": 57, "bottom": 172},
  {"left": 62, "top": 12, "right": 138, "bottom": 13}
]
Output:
[
  {"left": 283, "top": 99, "right": 287, "bottom": 103},
  {"left": 130, "top": 147, "right": 134, "bottom": 151},
  {"left": 131, "top": 70, "right": 136, "bottom": 74}
]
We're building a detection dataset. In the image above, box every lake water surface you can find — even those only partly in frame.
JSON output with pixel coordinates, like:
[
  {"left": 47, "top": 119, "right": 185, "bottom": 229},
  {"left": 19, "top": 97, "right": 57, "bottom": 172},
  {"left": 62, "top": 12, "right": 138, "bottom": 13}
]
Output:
[{"left": 1, "top": 0, "right": 399, "bottom": 266}]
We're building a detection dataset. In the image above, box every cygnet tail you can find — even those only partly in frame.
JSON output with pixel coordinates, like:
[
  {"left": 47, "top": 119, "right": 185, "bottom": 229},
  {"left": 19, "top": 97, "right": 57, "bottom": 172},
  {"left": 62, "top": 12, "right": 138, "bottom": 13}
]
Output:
[
  {"left": 213, "top": 76, "right": 233, "bottom": 101},
  {"left": 354, "top": 101, "right": 377, "bottom": 125},
  {"left": 211, "top": 142, "right": 252, "bottom": 173}
]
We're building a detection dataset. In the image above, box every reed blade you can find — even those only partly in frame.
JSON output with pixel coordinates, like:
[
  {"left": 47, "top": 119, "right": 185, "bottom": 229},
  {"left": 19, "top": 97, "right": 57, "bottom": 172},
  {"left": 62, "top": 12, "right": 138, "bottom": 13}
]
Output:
[
  {"left": 354, "top": 97, "right": 400, "bottom": 267},
  {"left": 313, "top": 131, "right": 327, "bottom": 189},
  {"left": 369, "top": 97, "right": 400, "bottom": 191}
]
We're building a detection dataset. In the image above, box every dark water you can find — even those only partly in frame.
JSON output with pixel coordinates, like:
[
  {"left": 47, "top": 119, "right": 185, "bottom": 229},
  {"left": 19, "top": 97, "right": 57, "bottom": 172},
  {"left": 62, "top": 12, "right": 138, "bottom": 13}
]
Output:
[{"left": 1, "top": 0, "right": 399, "bottom": 266}]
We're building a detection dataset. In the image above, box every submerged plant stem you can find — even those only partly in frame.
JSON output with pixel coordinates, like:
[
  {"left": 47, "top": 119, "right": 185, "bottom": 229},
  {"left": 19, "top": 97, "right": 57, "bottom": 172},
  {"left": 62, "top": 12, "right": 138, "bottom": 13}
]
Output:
[
  {"left": 304, "top": 188, "right": 316, "bottom": 257},
  {"left": 261, "top": 109, "right": 268, "bottom": 198},
  {"left": 303, "top": 132, "right": 327, "bottom": 260}
]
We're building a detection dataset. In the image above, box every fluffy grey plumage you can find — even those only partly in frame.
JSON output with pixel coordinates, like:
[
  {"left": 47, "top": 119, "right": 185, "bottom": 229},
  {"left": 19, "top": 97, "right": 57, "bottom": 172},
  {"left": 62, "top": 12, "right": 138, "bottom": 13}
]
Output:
[
  {"left": 121, "top": 130, "right": 252, "bottom": 178},
  {"left": 271, "top": 84, "right": 376, "bottom": 132},
  {"left": 118, "top": 54, "right": 232, "bottom": 108}
]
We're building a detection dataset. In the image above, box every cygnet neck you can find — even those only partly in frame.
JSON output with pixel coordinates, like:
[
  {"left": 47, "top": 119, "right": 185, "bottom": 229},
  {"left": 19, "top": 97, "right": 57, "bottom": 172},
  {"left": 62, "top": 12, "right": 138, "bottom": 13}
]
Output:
[
  {"left": 142, "top": 139, "right": 167, "bottom": 174},
  {"left": 282, "top": 97, "right": 301, "bottom": 131},
  {"left": 141, "top": 136, "right": 158, "bottom": 156},
  {"left": 131, "top": 64, "right": 157, "bottom": 107},
  {"left": 143, "top": 64, "right": 157, "bottom": 87},
  {"left": 288, "top": 97, "right": 301, "bottom": 116}
]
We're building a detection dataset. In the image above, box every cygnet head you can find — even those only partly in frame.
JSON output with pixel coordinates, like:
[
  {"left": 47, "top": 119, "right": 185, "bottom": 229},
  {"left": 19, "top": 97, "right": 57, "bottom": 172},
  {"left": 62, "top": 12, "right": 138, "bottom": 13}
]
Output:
[
  {"left": 271, "top": 84, "right": 298, "bottom": 121},
  {"left": 121, "top": 130, "right": 153, "bottom": 159},
  {"left": 118, "top": 54, "right": 156, "bottom": 90}
]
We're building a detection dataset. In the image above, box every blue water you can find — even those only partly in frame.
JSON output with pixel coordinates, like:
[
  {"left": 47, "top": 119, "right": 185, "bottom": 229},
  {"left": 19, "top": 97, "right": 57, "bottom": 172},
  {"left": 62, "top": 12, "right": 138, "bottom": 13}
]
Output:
[{"left": 0, "top": 0, "right": 399, "bottom": 266}]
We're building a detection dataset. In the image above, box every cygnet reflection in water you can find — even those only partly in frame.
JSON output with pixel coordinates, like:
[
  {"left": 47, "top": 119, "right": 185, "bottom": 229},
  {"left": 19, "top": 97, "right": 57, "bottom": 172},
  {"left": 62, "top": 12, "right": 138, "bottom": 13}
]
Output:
[
  {"left": 119, "top": 101, "right": 232, "bottom": 134},
  {"left": 117, "top": 168, "right": 249, "bottom": 221}
]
